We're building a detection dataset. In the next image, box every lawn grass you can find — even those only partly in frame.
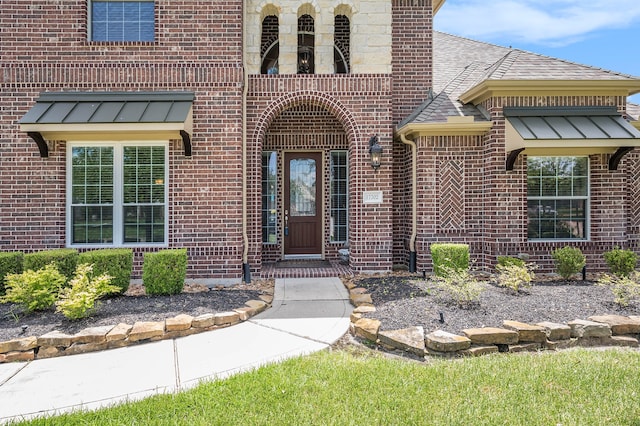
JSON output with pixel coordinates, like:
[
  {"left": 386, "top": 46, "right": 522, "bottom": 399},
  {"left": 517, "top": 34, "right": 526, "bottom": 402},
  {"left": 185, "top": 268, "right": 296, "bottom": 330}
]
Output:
[{"left": 16, "top": 348, "right": 640, "bottom": 426}]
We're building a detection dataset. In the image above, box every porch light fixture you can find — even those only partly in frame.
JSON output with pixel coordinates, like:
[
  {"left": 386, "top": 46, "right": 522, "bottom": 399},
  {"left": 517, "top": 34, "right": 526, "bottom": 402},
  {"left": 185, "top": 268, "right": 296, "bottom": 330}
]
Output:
[
  {"left": 298, "top": 47, "right": 312, "bottom": 74},
  {"left": 369, "top": 135, "right": 382, "bottom": 169}
]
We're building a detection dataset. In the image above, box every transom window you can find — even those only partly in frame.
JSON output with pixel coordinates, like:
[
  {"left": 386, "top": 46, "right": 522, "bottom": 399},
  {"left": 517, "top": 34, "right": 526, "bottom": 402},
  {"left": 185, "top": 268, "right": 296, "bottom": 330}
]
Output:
[
  {"left": 527, "top": 156, "right": 588, "bottom": 240},
  {"left": 68, "top": 142, "right": 167, "bottom": 246},
  {"left": 90, "top": 0, "right": 155, "bottom": 42}
]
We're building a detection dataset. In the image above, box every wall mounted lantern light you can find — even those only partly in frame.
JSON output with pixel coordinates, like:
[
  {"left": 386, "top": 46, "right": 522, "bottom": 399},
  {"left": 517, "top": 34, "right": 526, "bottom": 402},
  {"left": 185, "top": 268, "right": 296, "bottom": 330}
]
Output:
[
  {"left": 369, "top": 135, "right": 382, "bottom": 169},
  {"left": 298, "top": 47, "right": 312, "bottom": 74}
]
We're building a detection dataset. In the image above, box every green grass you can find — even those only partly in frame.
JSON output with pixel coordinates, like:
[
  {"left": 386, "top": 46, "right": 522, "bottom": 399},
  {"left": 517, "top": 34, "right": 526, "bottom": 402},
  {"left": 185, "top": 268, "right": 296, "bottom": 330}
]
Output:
[{"left": 15, "top": 348, "right": 640, "bottom": 426}]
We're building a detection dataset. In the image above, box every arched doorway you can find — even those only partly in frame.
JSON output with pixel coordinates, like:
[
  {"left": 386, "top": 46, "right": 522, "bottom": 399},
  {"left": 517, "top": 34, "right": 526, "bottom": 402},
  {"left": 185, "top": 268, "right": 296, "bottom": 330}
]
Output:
[{"left": 260, "top": 103, "right": 349, "bottom": 262}]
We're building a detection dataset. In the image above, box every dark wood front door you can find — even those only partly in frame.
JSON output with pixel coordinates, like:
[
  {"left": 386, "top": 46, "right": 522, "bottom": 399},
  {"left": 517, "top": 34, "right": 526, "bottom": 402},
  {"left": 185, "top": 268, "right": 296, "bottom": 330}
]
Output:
[{"left": 284, "top": 152, "right": 322, "bottom": 255}]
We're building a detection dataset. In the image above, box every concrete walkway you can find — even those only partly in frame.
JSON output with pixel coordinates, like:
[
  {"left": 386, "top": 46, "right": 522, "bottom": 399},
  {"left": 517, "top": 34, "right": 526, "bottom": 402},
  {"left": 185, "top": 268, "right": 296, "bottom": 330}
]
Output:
[{"left": 0, "top": 277, "right": 351, "bottom": 423}]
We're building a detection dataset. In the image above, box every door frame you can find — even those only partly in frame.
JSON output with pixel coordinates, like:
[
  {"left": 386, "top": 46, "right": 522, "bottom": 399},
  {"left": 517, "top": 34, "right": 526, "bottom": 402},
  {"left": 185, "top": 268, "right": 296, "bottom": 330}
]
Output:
[{"left": 282, "top": 150, "right": 324, "bottom": 259}]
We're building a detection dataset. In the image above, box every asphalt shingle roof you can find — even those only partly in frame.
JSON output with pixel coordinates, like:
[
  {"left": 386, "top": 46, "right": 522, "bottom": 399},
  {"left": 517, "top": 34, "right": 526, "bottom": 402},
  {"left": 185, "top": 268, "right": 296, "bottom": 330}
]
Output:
[{"left": 403, "top": 31, "right": 640, "bottom": 127}]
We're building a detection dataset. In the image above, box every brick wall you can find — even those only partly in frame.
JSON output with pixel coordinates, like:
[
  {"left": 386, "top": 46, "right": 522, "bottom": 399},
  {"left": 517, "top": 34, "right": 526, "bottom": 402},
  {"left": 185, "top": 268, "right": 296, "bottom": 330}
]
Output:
[
  {"left": 246, "top": 75, "right": 395, "bottom": 275},
  {"left": 1, "top": 1, "right": 245, "bottom": 280},
  {"left": 391, "top": 0, "right": 434, "bottom": 123},
  {"left": 408, "top": 94, "right": 637, "bottom": 273}
]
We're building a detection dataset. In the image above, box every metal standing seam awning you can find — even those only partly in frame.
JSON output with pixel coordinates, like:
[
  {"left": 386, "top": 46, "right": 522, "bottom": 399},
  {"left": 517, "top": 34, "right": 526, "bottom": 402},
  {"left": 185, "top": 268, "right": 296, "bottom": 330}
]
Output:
[
  {"left": 19, "top": 92, "right": 195, "bottom": 157},
  {"left": 503, "top": 107, "right": 640, "bottom": 171}
]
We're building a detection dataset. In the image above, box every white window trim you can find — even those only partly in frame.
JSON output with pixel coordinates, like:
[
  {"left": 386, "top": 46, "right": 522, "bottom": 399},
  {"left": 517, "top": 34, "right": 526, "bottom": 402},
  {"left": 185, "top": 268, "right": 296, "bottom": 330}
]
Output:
[
  {"left": 66, "top": 141, "right": 169, "bottom": 248},
  {"left": 527, "top": 155, "right": 590, "bottom": 242},
  {"left": 330, "top": 150, "right": 349, "bottom": 243},
  {"left": 88, "top": 0, "right": 155, "bottom": 43}
]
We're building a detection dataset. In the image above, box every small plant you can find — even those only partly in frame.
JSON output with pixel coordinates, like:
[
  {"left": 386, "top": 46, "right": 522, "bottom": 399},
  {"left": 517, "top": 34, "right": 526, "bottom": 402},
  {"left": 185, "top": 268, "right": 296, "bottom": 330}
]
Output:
[
  {"left": 496, "top": 262, "right": 537, "bottom": 293},
  {"left": 551, "top": 246, "right": 586, "bottom": 280},
  {"left": 432, "top": 265, "right": 485, "bottom": 308},
  {"left": 1, "top": 263, "right": 66, "bottom": 312},
  {"left": 79, "top": 248, "right": 133, "bottom": 294},
  {"left": 430, "top": 243, "right": 469, "bottom": 277},
  {"left": 56, "top": 263, "right": 120, "bottom": 320},
  {"left": 597, "top": 272, "right": 640, "bottom": 307},
  {"left": 603, "top": 247, "right": 638, "bottom": 277},
  {"left": 143, "top": 248, "right": 188, "bottom": 295}
]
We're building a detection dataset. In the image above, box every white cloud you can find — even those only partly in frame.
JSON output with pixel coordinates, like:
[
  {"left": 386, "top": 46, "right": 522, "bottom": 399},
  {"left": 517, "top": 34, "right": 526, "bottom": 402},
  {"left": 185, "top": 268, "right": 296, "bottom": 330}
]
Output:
[{"left": 435, "top": 0, "right": 640, "bottom": 46}]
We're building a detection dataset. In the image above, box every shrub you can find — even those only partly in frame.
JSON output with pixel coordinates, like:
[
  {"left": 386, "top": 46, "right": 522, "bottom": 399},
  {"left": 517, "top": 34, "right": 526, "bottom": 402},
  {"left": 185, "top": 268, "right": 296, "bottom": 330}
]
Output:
[
  {"left": 597, "top": 272, "right": 640, "bottom": 307},
  {"left": 1, "top": 263, "right": 66, "bottom": 312},
  {"left": 56, "top": 263, "right": 120, "bottom": 320},
  {"left": 497, "top": 256, "right": 526, "bottom": 268},
  {"left": 433, "top": 265, "right": 486, "bottom": 308},
  {"left": 24, "top": 249, "right": 78, "bottom": 283},
  {"left": 79, "top": 248, "right": 133, "bottom": 294},
  {"left": 430, "top": 243, "right": 469, "bottom": 277},
  {"left": 496, "top": 263, "right": 537, "bottom": 293},
  {"left": 142, "top": 249, "right": 188, "bottom": 295},
  {"left": 603, "top": 247, "right": 638, "bottom": 277},
  {"left": 551, "top": 246, "right": 586, "bottom": 280},
  {"left": 0, "top": 251, "right": 23, "bottom": 296}
]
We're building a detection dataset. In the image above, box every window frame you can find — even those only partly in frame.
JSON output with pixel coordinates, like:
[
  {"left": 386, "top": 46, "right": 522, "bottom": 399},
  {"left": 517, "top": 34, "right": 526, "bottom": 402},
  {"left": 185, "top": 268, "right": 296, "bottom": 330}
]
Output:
[
  {"left": 526, "top": 156, "right": 590, "bottom": 242},
  {"left": 330, "top": 150, "right": 349, "bottom": 243},
  {"left": 66, "top": 141, "right": 169, "bottom": 248},
  {"left": 261, "top": 151, "right": 278, "bottom": 244},
  {"left": 88, "top": 0, "right": 156, "bottom": 43}
]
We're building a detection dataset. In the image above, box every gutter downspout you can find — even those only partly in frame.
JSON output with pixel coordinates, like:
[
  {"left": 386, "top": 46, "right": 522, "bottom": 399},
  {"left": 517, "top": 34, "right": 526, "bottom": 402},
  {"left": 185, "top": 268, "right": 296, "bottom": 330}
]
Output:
[
  {"left": 399, "top": 132, "right": 418, "bottom": 273},
  {"left": 241, "top": 4, "right": 251, "bottom": 282}
]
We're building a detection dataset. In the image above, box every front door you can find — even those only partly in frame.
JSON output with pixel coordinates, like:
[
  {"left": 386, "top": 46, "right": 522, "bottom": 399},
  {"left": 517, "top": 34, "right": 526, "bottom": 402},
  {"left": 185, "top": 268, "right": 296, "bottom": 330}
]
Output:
[{"left": 284, "top": 152, "right": 322, "bottom": 255}]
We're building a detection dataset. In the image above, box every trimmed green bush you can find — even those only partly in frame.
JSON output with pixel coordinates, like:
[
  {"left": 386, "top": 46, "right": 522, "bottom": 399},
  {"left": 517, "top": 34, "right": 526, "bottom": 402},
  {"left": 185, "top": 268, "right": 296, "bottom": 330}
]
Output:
[
  {"left": 497, "top": 256, "right": 526, "bottom": 268},
  {"left": 551, "top": 246, "right": 586, "bottom": 280},
  {"left": 603, "top": 247, "right": 638, "bottom": 277},
  {"left": 430, "top": 243, "right": 469, "bottom": 277},
  {"left": 1, "top": 263, "right": 66, "bottom": 312},
  {"left": 0, "top": 251, "right": 24, "bottom": 295},
  {"left": 56, "top": 263, "right": 120, "bottom": 319},
  {"left": 142, "top": 249, "right": 188, "bottom": 295},
  {"left": 24, "top": 249, "right": 78, "bottom": 282},
  {"left": 79, "top": 248, "right": 133, "bottom": 294}
]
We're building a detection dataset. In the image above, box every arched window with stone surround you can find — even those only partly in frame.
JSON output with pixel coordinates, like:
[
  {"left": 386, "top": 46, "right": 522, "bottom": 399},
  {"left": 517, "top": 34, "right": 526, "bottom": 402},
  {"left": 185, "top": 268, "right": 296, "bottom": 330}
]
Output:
[
  {"left": 261, "top": 14, "right": 279, "bottom": 74},
  {"left": 297, "top": 14, "right": 315, "bottom": 74},
  {"left": 334, "top": 14, "right": 350, "bottom": 74}
]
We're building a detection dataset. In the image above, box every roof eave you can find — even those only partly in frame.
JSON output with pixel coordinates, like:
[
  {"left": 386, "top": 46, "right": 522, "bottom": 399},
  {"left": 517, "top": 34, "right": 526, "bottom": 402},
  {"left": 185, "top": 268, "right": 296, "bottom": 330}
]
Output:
[
  {"left": 460, "top": 80, "right": 640, "bottom": 105},
  {"left": 433, "top": 0, "right": 445, "bottom": 14},
  {"left": 396, "top": 117, "right": 492, "bottom": 138}
]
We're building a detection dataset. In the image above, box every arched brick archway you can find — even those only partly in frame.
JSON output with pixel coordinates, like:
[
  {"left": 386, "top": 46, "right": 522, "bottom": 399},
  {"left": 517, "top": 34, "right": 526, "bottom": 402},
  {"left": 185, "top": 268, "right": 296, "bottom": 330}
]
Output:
[
  {"left": 252, "top": 90, "right": 361, "bottom": 149},
  {"left": 249, "top": 91, "right": 363, "bottom": 267}
]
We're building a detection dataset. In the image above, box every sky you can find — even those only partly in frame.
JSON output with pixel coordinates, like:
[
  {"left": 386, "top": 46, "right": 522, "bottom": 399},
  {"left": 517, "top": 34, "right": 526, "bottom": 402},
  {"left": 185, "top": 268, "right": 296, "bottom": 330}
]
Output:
[{"left": 434, "top": 0, "right": 640, "bottom": 104}]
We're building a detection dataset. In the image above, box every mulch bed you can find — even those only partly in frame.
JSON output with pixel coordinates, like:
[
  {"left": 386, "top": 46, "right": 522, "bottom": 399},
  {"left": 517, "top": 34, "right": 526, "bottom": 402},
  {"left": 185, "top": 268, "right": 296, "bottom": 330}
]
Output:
[
  {"left": 354, "top": 273, "right": 640, "bottom": 335},
  {"left": 0, "top": 281, "right": 273, "bottom": 342}
]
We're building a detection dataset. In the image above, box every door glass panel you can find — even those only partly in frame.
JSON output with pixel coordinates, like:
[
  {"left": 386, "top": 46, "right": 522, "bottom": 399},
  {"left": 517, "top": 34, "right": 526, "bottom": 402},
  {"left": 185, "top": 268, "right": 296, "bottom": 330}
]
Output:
[{"left": 290, "top": 158, "right": 316, "bottom": 216}]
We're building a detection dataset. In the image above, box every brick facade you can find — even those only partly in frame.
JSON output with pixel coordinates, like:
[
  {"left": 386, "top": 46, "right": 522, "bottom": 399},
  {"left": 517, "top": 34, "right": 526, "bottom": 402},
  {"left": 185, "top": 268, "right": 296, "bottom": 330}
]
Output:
[{"left": 2, "top": 0, "right": 639, "bottom": 282}]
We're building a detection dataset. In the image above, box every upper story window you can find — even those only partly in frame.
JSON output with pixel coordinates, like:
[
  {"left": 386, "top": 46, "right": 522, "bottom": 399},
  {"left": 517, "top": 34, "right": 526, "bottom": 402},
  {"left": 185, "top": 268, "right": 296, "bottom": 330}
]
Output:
[
  {"left": 334, "top": 15, "right": 350, "bottom": 74},
  {"left": 527, "top": 157, "right": 589, "bottom": 240},
  {"left": 90, "top": 0, "right": 155, "bottom": 42},
  {"left": 298, "top": 14, "right": 315, "bottom": 74},
  {"left": 261, "top": 15, "right": 279, "bottom": 75}
]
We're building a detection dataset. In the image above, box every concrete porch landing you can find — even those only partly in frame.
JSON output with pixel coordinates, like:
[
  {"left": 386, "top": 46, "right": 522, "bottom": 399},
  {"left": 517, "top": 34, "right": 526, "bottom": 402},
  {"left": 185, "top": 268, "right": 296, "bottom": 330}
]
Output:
[{"left": 0, "top": 277, "right": 351, "bottom": 423}]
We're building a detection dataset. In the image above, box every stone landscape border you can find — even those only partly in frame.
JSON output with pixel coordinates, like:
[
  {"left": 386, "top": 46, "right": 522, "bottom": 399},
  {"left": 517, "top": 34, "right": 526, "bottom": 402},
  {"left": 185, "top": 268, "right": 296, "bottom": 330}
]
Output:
[
  {"left": 0, "top": 296, "right": 272, "bottom": 364},
  {"left": 344, "top": 279, "right": 640, "bottom": 358}
]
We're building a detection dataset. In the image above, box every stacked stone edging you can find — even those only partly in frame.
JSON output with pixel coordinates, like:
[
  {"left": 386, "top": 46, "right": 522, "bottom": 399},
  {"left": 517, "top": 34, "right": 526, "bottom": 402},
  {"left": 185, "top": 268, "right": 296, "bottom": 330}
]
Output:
[
  {"left": 345, "top": 281, "right": 640, "bottom": 358},
  {"left": 0, "top": 297, "right": 271, "bottom": 364}
]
